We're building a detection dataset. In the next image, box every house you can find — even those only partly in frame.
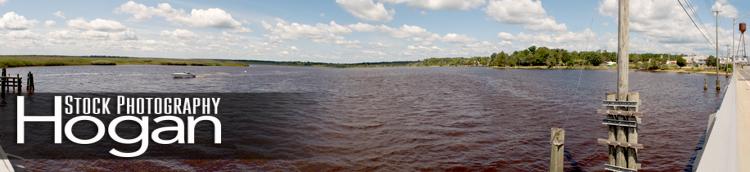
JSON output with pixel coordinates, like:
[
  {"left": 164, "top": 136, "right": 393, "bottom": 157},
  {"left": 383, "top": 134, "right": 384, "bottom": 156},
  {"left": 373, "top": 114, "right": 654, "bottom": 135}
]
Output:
[
  {"left": 665, "top": 60, "right": 677, "bottom": 65},
  {"left": 685, "top": 55, "right": 709, "bottom": 65}
]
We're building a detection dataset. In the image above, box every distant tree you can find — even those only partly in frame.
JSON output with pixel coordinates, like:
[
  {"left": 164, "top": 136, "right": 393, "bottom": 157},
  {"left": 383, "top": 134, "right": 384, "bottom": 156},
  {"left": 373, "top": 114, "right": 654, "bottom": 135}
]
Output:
[
  {"left": 585, "top": 53, "right": 603, "bottom": 66},
  {"left": 706, "top": 56, "right": 717, "bottom": 67},
  {"left": 676, "top": 57, "right": 687, "bottom": 67}
]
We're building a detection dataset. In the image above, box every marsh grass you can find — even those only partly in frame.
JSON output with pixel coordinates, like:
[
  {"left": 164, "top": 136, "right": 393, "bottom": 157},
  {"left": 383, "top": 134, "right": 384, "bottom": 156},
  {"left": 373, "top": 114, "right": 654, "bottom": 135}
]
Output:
[{"left": 0, "top": 55, "right": 247, "bottom": 68}]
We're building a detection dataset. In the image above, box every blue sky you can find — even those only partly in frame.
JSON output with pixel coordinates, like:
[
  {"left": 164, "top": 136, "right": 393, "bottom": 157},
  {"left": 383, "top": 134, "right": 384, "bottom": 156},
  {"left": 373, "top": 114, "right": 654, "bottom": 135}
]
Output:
[{"left": 0, "top": 0, "right": 748, "bottom": 63}]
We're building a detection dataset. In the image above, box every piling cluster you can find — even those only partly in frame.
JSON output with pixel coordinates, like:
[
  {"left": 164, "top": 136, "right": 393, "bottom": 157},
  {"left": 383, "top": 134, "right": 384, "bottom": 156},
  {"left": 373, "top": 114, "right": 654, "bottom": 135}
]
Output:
[
  {"left": 0, "top": 67, "right": 34, "bottom": 106},
  {"left": 598, "top": 93, "right": 642, "bottom": 171}
]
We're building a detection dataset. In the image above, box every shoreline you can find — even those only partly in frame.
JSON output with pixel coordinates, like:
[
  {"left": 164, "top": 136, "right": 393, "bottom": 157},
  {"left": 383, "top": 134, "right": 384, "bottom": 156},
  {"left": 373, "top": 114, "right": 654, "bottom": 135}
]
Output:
[
  {"left": 0, "top": 55, "right": 247, "bottom": 68},
  {"left": 1, "top": 55, "right": 734, "bottom": 76}
]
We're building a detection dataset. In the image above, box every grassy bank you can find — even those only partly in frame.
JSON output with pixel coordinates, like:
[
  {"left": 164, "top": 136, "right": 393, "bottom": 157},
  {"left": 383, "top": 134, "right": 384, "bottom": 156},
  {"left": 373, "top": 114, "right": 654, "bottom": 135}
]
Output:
[
  {"left": 237, "top": 60, "right": 420, "bottom": 68},
  {"left": 0, "top": 55, "right": 733, "bottom": 77},
  {"left": 0, "top": 55, "right": 247, "bottom": 68},
  {"left": 646, "top": 67, "right": 732, "bottom": 75},
  {"left": 489, "top": 65, "right": 610, "bottom": 70}
]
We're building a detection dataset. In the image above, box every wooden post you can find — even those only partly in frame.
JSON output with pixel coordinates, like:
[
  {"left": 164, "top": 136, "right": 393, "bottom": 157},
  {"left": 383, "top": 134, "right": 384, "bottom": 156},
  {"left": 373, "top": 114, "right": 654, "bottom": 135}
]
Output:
[
  {"left": 550, "top": 128, "right": 564, "bottom": 172},
  {"left": 704, "top": 78, "right": 708, "bottom": 91},
  {"left": 26, "top": 72, "right": 34, "bottom": 95},
  {"left": 716, "top": 78, "right": 721, "bottom": 91},
  {"left": 601, "top": 1, "right": 643, "bottom": 170},
  {"left": 627, "top": 126, "right": 638, "bottom": 169},
  {"left": 616, "top": 125, "right": 627, "bottom": 166},
  {"left": 16, "top": 74, "right": 21, "bottom": 94},
  {"left": 608, "top": 125, "right": 616, "bottom": 165},
  {"left": 1, "top": 67, "right": 5, "bottom": 106},
  {"left": 599, "top": 92, "right": 642, "bottom": 171}
]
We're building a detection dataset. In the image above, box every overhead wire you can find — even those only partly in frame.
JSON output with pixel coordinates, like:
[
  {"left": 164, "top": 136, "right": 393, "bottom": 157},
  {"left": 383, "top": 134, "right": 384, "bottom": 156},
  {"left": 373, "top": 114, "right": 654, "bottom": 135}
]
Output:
[{"left": 676, "top": 0, "right": 717, "bottom": 49}]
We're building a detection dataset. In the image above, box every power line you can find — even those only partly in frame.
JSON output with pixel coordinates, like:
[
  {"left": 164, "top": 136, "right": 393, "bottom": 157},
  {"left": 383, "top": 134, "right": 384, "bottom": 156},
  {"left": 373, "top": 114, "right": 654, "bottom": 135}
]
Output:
[
  {"left": 683, "top": 0, "right": 714, "bottom": 46},
  {"left": 684, "top": 0, "right": 705, "bottom": 26},
  {"left": 677, "top": 0, "right": 716, "bottom": 48}
]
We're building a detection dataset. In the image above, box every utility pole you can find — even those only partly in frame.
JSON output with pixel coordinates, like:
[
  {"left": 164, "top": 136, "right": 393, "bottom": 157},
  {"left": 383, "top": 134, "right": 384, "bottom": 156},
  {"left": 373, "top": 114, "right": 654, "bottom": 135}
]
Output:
[
  {"left": 617, "top": 0, "right": 629, "bottom": 100},
  {"left": 729, "top": 17, "right": 737, "bottom": 63},
  {"left": 598, "top": 0, "right": 642, "bottom": 171},
  {"left": 715, "top": 10, "right": 721, "bottom": 91},
  {"left": 728, "top": 45, "right": 732, "bottom": 60}
]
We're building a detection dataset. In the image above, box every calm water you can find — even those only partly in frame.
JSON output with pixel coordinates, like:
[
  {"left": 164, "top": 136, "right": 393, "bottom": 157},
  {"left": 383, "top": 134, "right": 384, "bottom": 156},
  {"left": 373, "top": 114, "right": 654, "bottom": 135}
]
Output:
[{"left": 5, "top": 65, "right": 728, "bottom": 171}]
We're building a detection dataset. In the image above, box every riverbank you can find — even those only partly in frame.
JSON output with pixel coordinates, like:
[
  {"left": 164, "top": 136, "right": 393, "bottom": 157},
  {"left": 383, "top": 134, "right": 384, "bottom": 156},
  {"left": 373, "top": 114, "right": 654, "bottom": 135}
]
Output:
[
  {"left": 489, "top": 65, "right": 610, "bottom": 70},
  {"left": 0, "top": 55, "right": 734, "bottom": 77},
  {"left": 0, "top": 55, "right": 247, "bottom": 67},
  {"left": 647, "top": 68, "right": 732, "bottom": 76},
  {"left": 491, "top": 65, "right": 733, "bottom": 75}
]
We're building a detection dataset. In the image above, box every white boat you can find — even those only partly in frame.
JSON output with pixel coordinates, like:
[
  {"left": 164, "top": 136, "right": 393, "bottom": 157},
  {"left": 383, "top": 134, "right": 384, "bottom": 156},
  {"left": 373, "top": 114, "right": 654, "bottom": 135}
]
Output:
[{"left": 172, "top": 72, "right": 196, "bottom": 79}]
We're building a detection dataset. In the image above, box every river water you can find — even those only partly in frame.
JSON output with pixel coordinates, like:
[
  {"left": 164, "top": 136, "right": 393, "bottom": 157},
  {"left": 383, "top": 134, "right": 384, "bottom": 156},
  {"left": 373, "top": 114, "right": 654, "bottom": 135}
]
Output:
[{"left": 3, "top": 65, "right": 727, "bottom": 171}]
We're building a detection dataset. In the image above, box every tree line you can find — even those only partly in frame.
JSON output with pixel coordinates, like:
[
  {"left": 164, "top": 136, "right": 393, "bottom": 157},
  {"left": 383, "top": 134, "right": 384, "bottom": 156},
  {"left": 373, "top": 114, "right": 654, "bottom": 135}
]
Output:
[{"left": 419, "top": 46, "right": 688, "bottom": 69}]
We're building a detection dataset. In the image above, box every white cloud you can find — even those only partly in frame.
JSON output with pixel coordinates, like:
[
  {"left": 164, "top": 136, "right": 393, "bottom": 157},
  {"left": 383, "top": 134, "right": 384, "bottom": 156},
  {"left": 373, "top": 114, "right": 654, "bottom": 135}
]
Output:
[
  {"left": 6, "top": 30, "right": 38, "bottom": 39},
  {"left": 442, "top": 33, "right": 474, "bottom": 43},
  {"left": 598, "top": 0, "right": 721, "bottom": 47},
  {"left": 485, "top": 0, "right": 566, "bottom": 32},
  {"left": 348, "top": 22, "right": 379, "bottom": 32},
  {"left": 53, "top": 11, "right": 65, "bottom": 19},
  {"left": 160, "top": 29, "right": 196, "bottom": 39},
  {"left": 261, "top": 19, "right": 358, "bottom": 47},
  {"left": 57, "top": 18, "right": 139, "bottom": 41},
  {"left": 68, "top": 18, "right": 127, "bottom": 32},
  {"left": 117, "top": 1, "right": 249, "bottom": 32},
  {"left": 596, "top": 0, "right": 738, "bottom": 55},
  {"left": 348, "top": 22, "right": 478, "bottom": 45},
  {"left": 44, "top": 20, "right": 56, "bottom": 27},
  {"left": 497, "top": 32, "right": 514, "bottom": 40},
  {"left": 0, "top": 12, "right": 37, "bottom": 30},
  {"left": 46, "top": 29, "right": 138, "bottom": 41},
  {"left": 380, "top": 0, "right": 486, "bottom": 10},
  {"left": 712, "top": 0, "right": 737, "bottom": 18},
  {"left": 336, "top": 0, "right": 395, "bottom": 22},
  {"left": 255, "top": 19, "right": 497, "bottom": 61},
  {"left": 498, "top": 29, "right": 601, "bottom": 51}
]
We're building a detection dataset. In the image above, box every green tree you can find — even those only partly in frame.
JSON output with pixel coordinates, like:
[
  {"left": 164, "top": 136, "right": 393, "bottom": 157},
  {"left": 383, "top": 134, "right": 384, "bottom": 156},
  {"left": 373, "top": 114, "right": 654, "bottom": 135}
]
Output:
[
  {"left": 706, "top": 56, "right": 717, "bottom": 67},
  {"left": 585, "top": 53, "right": 603, "bottom": 66},
  {"left": 676, "top": 57, "right": 687, "bottom": 67}
]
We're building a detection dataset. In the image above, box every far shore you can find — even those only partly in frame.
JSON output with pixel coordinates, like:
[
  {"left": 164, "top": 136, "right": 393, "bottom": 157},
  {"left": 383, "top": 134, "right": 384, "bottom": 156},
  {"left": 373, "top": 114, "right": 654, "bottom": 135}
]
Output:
[
  {"left": 0, "top": 55, "right": 248, "bottom": 68},
  {"left": 0, "top": 55, "right": 735, "bottom": 76}
]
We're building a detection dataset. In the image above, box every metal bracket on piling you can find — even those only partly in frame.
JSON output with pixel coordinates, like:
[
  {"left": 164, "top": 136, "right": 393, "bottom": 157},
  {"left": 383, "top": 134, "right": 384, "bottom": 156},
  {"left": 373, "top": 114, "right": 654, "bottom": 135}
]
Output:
[{"left": 598, "top": 92, "right": 642, "bottom": 171}]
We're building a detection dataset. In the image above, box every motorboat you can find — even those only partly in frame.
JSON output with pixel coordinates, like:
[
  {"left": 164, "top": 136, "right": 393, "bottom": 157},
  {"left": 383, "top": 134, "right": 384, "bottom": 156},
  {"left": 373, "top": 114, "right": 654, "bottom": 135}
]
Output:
[{"left": 172, "top": 72, "right": 196, "bottom": 79}]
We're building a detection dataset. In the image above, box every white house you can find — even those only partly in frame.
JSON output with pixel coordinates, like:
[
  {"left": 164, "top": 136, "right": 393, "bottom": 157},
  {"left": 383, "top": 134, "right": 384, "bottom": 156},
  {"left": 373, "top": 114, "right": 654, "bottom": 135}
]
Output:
[{"left": 685, "top": 55, "right": 709, "bottom": 65}]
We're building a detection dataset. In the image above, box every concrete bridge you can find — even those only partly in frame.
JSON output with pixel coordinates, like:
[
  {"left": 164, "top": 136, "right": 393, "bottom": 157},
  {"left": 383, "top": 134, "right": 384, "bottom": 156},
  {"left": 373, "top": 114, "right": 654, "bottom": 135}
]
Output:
[{"left": 695, "top": 66, "right": 750, "bottom": 171}]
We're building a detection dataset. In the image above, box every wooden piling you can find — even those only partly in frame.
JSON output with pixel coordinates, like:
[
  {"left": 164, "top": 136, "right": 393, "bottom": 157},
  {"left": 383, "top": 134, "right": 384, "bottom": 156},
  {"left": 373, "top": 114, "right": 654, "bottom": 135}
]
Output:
[
  {"left": 550, "top": 128, "right": 564, "bottom": 172},
  {"left": 26, "top": 72, "right": 34, "bottom": 95},
  {"left": 716, "top": 78, "right": 721, "bottom": 91},
  {"left": 704, "top": 78, "right": 708, "bottom": 91},
  {"left": 599, "top": 92, "right": 642, "bottom": 171},
  {"left": 16, "top": 74, "right": 21, "bottom": 94},
  {"left": 1, "top": 67, "right": 5, "bottom": 106}
]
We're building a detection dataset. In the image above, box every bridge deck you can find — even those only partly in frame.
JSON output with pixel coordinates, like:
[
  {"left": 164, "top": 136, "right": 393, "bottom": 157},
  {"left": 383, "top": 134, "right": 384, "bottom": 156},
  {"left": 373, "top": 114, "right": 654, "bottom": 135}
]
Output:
[
  {"left": 696, "top": 66, "right": 750, "bottom": 172},
  {"left": 738, "top": 67, "right": 750, "bottom": 172}
]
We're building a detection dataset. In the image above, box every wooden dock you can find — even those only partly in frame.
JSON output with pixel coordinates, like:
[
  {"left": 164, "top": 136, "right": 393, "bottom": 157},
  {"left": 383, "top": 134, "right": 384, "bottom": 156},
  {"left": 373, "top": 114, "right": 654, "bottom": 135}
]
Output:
[
  {"left": 1, "top": 67, "right": 34, "bottom": 106},
  {"left": 0, "top": 67, "right": 30, "bottom": 172}
]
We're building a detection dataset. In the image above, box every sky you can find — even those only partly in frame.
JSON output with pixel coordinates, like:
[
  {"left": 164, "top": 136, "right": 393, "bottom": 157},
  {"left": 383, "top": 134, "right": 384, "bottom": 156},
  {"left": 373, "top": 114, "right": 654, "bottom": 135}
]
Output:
[{"left": 0, "top": 0, "right": 748, "bottom": 63}]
